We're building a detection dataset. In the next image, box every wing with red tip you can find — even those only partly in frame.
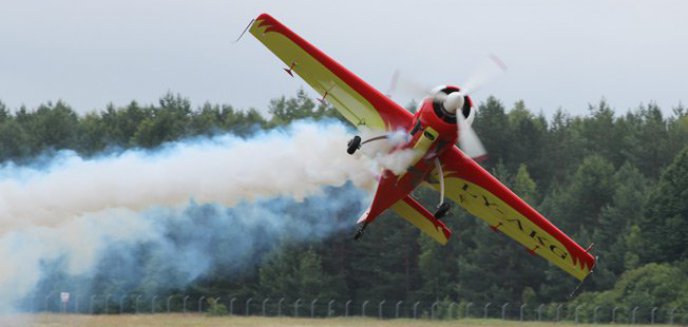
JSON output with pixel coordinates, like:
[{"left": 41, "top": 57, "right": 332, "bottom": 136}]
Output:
[
  {"left": 249, "top": 13, "right": 412, "bottom": 131},
  {"left": 429, "top": 147, "right": 596, "bottom": 280}
]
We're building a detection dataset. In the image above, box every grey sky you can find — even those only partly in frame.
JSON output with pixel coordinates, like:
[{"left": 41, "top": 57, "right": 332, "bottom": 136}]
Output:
[{"left": 0, "top": 0, "right": 686, "bottom": 117}]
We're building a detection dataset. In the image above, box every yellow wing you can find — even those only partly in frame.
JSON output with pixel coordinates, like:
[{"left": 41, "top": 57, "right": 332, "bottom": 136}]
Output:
[
  {"left": 249, "top": 13, "right": 412, "bottom": 131},
  {"left": 429, "top": 147, "right": 596, "bottom": 280}
]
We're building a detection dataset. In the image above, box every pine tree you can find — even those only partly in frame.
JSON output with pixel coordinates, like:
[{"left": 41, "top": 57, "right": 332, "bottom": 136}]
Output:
[{"left": 639, "top": 145, "right": 688, "bottom": 263}]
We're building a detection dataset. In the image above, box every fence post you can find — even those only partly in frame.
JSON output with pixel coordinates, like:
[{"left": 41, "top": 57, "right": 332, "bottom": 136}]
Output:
[
  {"left": 44, "top": 292, "right": 54, "bottom": 312},
  {"left": 230, "top": 297, "right": 237, "bottom": 315},
  {"left": 277, "top": 298, "right": 284, "bottom": 316},
  {"left": 310, "top": 299, "right": 318, "bottom": 318},
  {"left": 74, "top": 295, "right": 80, "bottom": 314},
  {"left": 262, "top": 298, "right": 270, "bottom": 316},
  {"left": 245, "top": 298, "right": 253, "bottom": 316},
  {"left": 104, "top": 294, "right": 111, "bottom": 314},
  {"left": 198, "top": 296, "right": 205, "bottom": 313},
  {"left": 556, "top": 304, "right": 563, "bottom": 322},
  {"left": 62, "top": 295, "right": 71, "bottom": 313},
  {"left": 135, "top": 295, "right": 142, "bottom": 314},
  {"left": 120, "top": 295, "right": 128, "bottom": 314},
  {"left": 378, "top": 300, "right": 386, "bottom": 319},
  {"left": 631, "top": 306, "right": 639, "bottom": 324},
  {"left": 183, "top": 295, "right": 189, "bottom": 313},
  {"left": 90, "top": 295, "right": 97, "bottom": 314},
  {"left": 60, "top": 294, "right": 65, "bottom": 313},
  {"left": 466, "top": 302, "right": 473, "bottom": 318},
  {"left": 593, "top": 306, "right": 601, "bottom": 324},
  {"left": 520, "top": 304, "right": 526, "bottom": 321},
  {"left": 345, "top": 300, "right": 352, "bottom": 317},
  {"left": 651, "top": 307, "right": 658, "bottom": 324},
  {"left": 537, "top": 304, "right": 544, "bottom": 321},
  {"left": 431, "top": 301, "right": 439, "bottom": 320},
  {"left": 294, "top": 298, "right": 301, "bottom": 317},
  {"left": 484, "top": 303, "right": 491, "bottom": 318},
  {"left": 413, "top": 301, "right": 421, "bottom": 319},
  {"left": 148, "top": 295, "right": 156, "bottom": 314},
  {"left": 575, "top": 305, "right": 584, "bottom": 324},
  {"left": 501, "top": 303, "right": 509, "bottom": 320},
  {"left": 669, "top": 307, "right": 679, "bottom": 325},
  {"left": 450, "top": 302, "right": 458, "bottom": 319},
  {"left": 613, "top": 306, "right": 621, "bottom": 323},
  {"left": 166, "top": 295, "right": 174, "bottom": 313},
  {"left": 395, "top": 301, "right": 403, "bottom": 318},
  {"left": 327, "top": 299, "right": 335, "bottom": 317},
  {"left": 362, "top": 300, "right": 369, "bottom": 317}
]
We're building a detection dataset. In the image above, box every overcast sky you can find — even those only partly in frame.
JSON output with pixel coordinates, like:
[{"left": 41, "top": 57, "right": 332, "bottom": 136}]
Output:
[{"left": 0, "top": 0, "right": 686, "bottom": 117}]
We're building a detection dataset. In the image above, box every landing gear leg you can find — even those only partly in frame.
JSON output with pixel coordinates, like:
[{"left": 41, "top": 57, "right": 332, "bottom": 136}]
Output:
[
  {"left": 353, "top": 222, "right": 368, "bottom": 240},
  {"left": 433, "top": 157, "right": 450, "bottom": 219}
]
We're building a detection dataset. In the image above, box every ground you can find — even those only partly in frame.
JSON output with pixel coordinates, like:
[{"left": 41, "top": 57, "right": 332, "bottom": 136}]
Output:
[{"left": 0, "top": 314, "right": 659, "bottom": 327}]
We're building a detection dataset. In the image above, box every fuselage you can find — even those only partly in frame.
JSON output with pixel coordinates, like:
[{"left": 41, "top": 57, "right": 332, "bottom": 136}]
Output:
[{"left": 360, "top": 86, "right": 472, "bottom": 224}]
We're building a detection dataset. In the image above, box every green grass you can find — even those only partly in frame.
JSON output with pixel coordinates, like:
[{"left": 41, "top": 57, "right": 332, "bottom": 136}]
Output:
[{"left": 0, "top": 314, "right": 660, "bottom": 327}]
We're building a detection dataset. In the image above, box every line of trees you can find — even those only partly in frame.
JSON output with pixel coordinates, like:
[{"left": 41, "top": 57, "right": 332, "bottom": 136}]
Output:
[{"left": 2, "top": 91, "right": 688, "bottom": 316}]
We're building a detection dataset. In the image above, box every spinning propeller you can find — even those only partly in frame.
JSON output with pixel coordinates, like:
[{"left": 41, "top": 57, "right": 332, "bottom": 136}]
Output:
[
  {"left": 442, "top": 91, "right": 487, "bottom": 160},
  {"left": 389, "top": 55, "right": 507, "bottom": 160}
]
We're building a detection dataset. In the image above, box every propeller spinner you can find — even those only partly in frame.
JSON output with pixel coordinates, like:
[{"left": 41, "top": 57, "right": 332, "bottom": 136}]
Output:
[
  {"left": 392, "top": 55, "right": 507, "bottom": 160},
  {"left": 439, "top": 89, "right": 486, "bottom": 160}
]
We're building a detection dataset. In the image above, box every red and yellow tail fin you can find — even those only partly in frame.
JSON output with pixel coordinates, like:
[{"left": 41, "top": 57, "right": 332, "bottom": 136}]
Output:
[{"left": 391, "top": 195, "right": 452, "bottom": 245}]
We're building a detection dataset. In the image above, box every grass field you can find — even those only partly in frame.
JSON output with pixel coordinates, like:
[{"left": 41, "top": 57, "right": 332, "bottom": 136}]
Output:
[{"left": 0, "top": 314, "right": 659, "bottom": 327}]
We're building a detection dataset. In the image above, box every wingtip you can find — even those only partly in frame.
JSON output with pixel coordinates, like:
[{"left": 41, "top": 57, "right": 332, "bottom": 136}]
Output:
[{"left": 255, "top": 12, "right": 274, "bottom": 21}]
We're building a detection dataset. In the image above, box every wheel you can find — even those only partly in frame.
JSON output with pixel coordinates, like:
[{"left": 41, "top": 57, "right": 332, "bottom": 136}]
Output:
[
  {"left": 353, "top": 222, "right": 367, "bottom": 240},
  {"left": 353, "top": 229, "right": 364, "bottom": 240},
  {"left": 347, "top": 135, "right": 362, "bottom": 155},
  {"left": 434, "top": 202, "right": 451, "bottom": 219}
]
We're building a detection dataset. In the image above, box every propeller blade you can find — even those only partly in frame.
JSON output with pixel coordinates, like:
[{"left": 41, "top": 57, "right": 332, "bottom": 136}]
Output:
[
  {"left": 385, "top": 70, "right": 400, "bottom": 97},
  {"left": 457, "top": 113, "right": 487, "bottom": 160},
  {"left": 387, "top": 70, "right": 435, "bottom": 100},
  {"left": 388, "top": 54, "right": 507, "bottom": 99},
  {"left": 461, "top": 54, "right": 508, "bottom": 96},
  {"left": 454, "top": 54, "right": 506, "bottom": 161}
]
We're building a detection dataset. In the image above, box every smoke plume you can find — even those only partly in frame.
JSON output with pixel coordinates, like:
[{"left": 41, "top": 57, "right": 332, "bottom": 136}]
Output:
[{"left": 0, "top": 120, "right": 414, "bottom": 312}]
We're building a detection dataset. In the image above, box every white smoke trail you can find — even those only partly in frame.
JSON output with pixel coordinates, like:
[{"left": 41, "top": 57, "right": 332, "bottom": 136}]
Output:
[
  {"left": 0, "top": 208, "right": 158, "bottom": 311},
  {"left": 0, "top": 120, "right": 416, "bottom": 312},
  {"left": 0, "top": 121, "right": 412, "bottom": 232}
]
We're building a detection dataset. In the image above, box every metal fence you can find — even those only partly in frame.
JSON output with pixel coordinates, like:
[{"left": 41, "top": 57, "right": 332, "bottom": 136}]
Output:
[{"left": 32, "top": 294, "right": 687, "bottom": 324}]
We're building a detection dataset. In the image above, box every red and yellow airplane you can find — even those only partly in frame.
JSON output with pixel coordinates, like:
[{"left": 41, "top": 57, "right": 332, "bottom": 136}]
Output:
[{"left": 246, "top": 13, "right": 596, "bottom": 281}]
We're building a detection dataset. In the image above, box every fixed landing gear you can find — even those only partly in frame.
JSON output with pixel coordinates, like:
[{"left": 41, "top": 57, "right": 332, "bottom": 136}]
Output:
[
  {"left": 347, "top": 136, "right": 362, "bottom": 154},
  {"left": 434, "top": 202, "right": 451, "bottom": 219},
  {"left": 353, "top": 222, "right": 368, "bottom": 240}
]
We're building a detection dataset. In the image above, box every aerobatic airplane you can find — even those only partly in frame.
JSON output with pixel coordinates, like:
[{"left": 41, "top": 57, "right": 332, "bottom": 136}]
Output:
[{"left": 244, "top": 13, "right": 596, "bottom": 281}]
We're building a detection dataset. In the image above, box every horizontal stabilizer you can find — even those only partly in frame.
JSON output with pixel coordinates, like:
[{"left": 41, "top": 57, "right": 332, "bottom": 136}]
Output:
[{"left": 391, "top": 195, "right": 452, "bottom": 245}]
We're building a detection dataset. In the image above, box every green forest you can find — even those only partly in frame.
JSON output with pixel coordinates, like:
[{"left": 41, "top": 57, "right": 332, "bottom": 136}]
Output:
[{"left": 2, "top": 91, "right": 688, "bottom": 322}]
